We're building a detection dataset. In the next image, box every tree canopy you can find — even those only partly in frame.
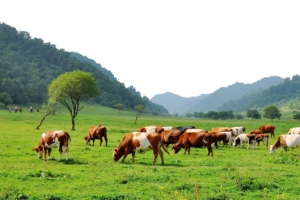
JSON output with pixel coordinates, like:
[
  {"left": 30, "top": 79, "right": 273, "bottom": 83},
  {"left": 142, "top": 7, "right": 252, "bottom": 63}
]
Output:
[
  {"left": 48, "top": 70, "right": 100, "bottom": 130},
  {"left": 262, "top": 105, "right": 281, "bottom": 122}
]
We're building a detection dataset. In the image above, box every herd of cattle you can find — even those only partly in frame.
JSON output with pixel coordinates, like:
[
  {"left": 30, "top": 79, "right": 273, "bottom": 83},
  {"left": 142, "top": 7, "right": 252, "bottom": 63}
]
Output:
[{"left": 32, "top": 125, "right": 300, "bottom": 165}]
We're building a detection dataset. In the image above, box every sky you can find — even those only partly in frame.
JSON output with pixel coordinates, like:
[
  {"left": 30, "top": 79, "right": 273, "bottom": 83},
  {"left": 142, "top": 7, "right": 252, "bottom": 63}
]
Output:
[{"left": 1, "top": 1, "right": 300, "bottom": 99}]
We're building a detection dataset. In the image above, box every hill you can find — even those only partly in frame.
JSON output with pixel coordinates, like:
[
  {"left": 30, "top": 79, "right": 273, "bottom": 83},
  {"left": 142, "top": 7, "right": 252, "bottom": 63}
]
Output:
[
  {"left": 0, "top": 23, "right": 168, "bottom": 115},
  {"left": 152, "top": 76, "right": 285, "bottom": 115}
]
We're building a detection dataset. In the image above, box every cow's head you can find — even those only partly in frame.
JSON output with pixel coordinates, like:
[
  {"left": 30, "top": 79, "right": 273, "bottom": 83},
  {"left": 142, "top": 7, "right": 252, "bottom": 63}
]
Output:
[
  {"left": 172, "top": 143, "right": 181, "bottom": 154},
  {"left": 113, "top": 148, "right": 124, "bottom": 162},
  {"left": 32, "top": 146, "right": 43, "bottom": 158},
  {"left": 232, "top": 138, "right": 240, "bottom": 148},
  {"left": 269, "top": 145, "right": 276, "bottom": 153},
  {"left": 155, "top": 126, "right": 164, "bottom": 134},
  {"left": 84, "top": 136, "right": 90, "bottom": 145}
]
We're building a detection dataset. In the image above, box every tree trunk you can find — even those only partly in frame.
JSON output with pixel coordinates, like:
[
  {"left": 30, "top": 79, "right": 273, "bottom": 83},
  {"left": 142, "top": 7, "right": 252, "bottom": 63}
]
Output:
[
  {"left": 71, "top": 115, "right": 76, "bottom": 131},
  {"left": 36, "top": 113, "right": 50, "bottom": 129}
]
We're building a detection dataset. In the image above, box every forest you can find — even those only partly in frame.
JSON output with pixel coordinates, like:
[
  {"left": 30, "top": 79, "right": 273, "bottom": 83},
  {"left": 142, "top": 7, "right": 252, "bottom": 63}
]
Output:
[{"left": 0, "top": 23, "right": 168, "bottom": 115}]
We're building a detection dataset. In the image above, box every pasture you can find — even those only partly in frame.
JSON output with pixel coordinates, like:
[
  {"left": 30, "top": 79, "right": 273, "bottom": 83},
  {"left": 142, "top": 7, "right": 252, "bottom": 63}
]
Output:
[{"left": 0, "top": 105, "right": 300, "bottom": 200}]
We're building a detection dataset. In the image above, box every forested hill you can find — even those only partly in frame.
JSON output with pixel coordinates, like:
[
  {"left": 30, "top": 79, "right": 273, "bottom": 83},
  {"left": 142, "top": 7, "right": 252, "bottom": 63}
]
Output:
[
  {"left": 219, "top": 75, "right": 300, "bottom": 112},
  {"left": 0, "top": 23, "right": 168, "bottom": 114}
]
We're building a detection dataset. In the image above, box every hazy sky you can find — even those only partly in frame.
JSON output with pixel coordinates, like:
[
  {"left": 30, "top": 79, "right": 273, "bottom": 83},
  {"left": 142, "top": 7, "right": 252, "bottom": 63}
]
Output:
[{"left": 1, "top": 1, "right": 300, "bottom": 98}]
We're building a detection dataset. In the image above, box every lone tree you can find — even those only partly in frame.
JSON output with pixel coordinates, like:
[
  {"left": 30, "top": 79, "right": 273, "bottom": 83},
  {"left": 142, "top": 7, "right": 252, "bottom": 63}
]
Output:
[
  {"left": 263, "top": 105, "right": 281, "bottom": 122},
  {"left": 134, "top": 105, "right": 145, "bottom": 124},
  {"left": 36, "top": 102, "right": 60, "bottom": 129},
  {"left": 246, "top": 109, "right": 261, "bottom": 120},
  {"left": 48, "top": 70, "right": 100, "bottom": 131},
  {"left": 114, "top": 103, "right": 124, "bottom": 117}
]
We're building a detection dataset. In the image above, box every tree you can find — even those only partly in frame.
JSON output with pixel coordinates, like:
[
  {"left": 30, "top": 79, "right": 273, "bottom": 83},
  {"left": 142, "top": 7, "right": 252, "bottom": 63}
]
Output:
[
  {"left": 246, "top": 109, "right": 261, "bottom": 120},
  {"left": 48, "top": 70, "right": 100, "bottom": 130},
  {"left": 36, "top": 103, "right": 60, "bottom": 129},
  {"left": 0, "top": 92, "right": 13, "bottom": 107},
  {"left": 262, "top": 105, "right": 282, "bottom": 122},
  {"left": 185, "top": 113, "right": 192, "bottom": 118},
  {"left": 134, "top": 105, "right": 145, "bottom": 124},
  {"left": 114, "top": 103, "right": 124, "bottom": 117},
  {"left": 235, "top": 114, "right": 244, "bottom": 120},
  {"left": 293, "top": 113, "right": 300, "bottom": 120}
]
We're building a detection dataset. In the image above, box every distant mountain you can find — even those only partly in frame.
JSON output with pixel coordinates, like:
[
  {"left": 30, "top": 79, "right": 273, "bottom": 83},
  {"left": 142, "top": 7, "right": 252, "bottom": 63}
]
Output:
[
  {"left": 151, "top": 76, "right": 285, "bottom": 115},
  {"left": 151, "top": 92, "right": 209, "bottom": 115}
]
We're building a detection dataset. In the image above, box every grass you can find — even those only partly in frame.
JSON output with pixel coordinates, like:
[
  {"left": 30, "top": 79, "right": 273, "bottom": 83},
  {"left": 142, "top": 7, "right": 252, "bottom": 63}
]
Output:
[{"left": 0, "top": 104, "right": 300, "bottom": 199}]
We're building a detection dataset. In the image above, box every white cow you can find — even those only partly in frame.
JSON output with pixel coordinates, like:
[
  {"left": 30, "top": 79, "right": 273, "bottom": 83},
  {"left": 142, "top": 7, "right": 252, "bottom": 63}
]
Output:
[
  {"left": 232, "top": 134, "right": 249, "bottom": 148},
  {"left": 185, "top": 129, "right": 205, "bottom": 133},
  {"left": 231, "top": 126, "right": 246, "bottom": 136},
  {"left": 269, "top": 134, "right": 300, "bottom": 153},
  {"left": 219, "top": 131, "right": 234, "bottom": 147},
  {"left": 287, "top": 127, "right": 300, "bottom": 135}
]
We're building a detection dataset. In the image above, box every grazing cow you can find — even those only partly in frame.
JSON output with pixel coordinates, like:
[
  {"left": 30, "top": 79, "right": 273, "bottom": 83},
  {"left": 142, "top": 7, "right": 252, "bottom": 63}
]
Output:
[
  {"left": 161, "top": 129, "right": 185, "bottom": 149},
  {"left": 137, "top": 126, "right": 164, "bottom": 133},
  {"left": 218, "top": 131, "right": 234, "bottom": 147},
  {"left": 162, "top": 126, "right": 175, "bottom": 131},
  {"left": 113, "top": 132, "right": 167, "bottom": 165},
  {"left": 172, "top": 131, "right": 213, "bottom": 156},
  {"left": 84, "top": 125, "right": 108, "bottom": 146},
  {"left": 175, "top": 126, "right": 196, "bottom": 132},
  {"left": 269, "top": 134, "right": 300, "bottom": 153},
  {"left": 211, "top": 127, "right": 232, "bottom": 133},
  {"left": 286, "top": 127, "right": 300, "bottom": 135},
  {"left": 231, "top": 126, "right": 246, "bottom": 136},
  {"left": 232, "top": 134, "right": 249, "bottom": 148},
  {"left": 247, "top": 134, "right": 269, "bottom": 149},
  {"left": 249, "top": 129, "right": 264, "bottom": 135},
  {"left": 32, "top": 130, "right": 71, "bottom": 163},
  {"left": 259, "top": 125, "right": 275, "bottom": 139},
  {"left": 211, "top": 132, "right": 227, "bottom": 148}
]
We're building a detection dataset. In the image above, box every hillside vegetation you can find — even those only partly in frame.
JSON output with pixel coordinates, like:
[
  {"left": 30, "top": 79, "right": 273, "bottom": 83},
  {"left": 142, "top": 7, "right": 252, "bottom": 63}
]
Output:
[{"left": 0, "top": 23, "right": 168, "bottom": 115}]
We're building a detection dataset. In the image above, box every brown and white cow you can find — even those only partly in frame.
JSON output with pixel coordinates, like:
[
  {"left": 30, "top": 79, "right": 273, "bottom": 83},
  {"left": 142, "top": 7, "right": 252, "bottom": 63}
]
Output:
[
  {"left": 269, "top": 134, "right": 300, "bottom": 153},
  {"left": 231, "top": 126, "right": 246, "bottom": 136},
  {"left": 247, "top": 133, "right": 269, "bottom": 149},
  {"left": 136, "top": 126, "right": 164, "bottom": 133},
  {"left": 259, "top": 125, "right": 275, "bottom": 139},
  {"left": 286, "top": 127, "right": 300, "bottom": 135},
  {"left": 211, "top": 127, "right": 232, "bottom": 133},
  {"left": 113, "top": 132, "right": 167, "bottom": 165},
  {"left": 160, "top": 129, "right": 184, "bottom": 149},
  {"left": 84, "top": 124, "right": 108, "bottom": 146},
  {"left": 172, "top": 131, "right": 213, "bottom": 156},
  {"left": 32, "top": 130, "right": 71, "bottom": 163},
  {"left": 211, "top": 132, "right": 227, "bottom": 148}
]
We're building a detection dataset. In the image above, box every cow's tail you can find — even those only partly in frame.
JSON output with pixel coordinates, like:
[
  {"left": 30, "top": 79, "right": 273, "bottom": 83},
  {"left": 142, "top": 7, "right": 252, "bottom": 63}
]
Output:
[
  {"left": 66, "top": 132, "right": 71, "bottom": 142},
  {"left": 161, "top": 144, "right": 170, "bottom": 156}
]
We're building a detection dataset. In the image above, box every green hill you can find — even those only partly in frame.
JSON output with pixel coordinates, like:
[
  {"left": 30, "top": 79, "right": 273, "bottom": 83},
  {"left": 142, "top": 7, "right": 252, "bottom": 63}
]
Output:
[{"left": 0, "top": 23, "right": 168, "bottom": 115}]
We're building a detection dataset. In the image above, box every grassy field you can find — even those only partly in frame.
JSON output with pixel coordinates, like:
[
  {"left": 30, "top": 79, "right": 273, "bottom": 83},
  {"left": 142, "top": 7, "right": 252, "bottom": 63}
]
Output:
[{"left": 0, "top": 104, "right": 300, "bottom": 200}]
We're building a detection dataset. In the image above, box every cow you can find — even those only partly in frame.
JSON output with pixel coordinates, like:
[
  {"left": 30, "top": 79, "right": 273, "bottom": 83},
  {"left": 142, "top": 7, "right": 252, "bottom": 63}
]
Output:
[
  {"left": 247, "top": 133, "right": 269, "bottom": 149},
  {"left": 136, "top": 126, "right": 164, "bottom": 133},
  {"left": 211, "top": 132, "right": 227, "bottom": 148},
  {"left": 249, "top": 129, "right": 264, "bottom": 135},
  {"left": 160, "top": 129, "right": 185, "bottom": 149},
  {"left": 231, "top": 126, "right": 246, "bottom": 136},
  {"left": 113, "top": 132, "right": 167, "bottom": 165},
  {"left": 32, "top": 130, "right": 71, "bottom": 163},
  {"left": 219, "top": 131, "right": 235, "bottom": 147},
  {"left": 286, "top": 127, "right": 300, "bottom": 135},
  {"left": 84, "top": 125, "right": 108, "bottom": 146},
  {"left": 162, "top": 126, "right": 175, "bottom": 131},
  {"left": 232, "top": 134, "right": 250, "bottom": 148},
  {"left": 269, "top": 134, "right": 300, "bottom": 153},
  {"left": 259, "top": 125, "right": 275, "bottom": 139},
  {"left": 175, "top": 126, "right": 196, "bottom": 132},
  {"left": 211, "top": 127, "right": 232, "bottom": 133},
  {"left": 172, "top": 131, "right": 213, "bottom": 156}
]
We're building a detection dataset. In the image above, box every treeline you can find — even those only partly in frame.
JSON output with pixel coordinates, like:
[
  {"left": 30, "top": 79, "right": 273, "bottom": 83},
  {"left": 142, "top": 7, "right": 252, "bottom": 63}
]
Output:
[
  {"left": 0, "top": 23, "right": 168, "bottom": 114},
  {"left": 218, "top": 75, "right": 300, "bottom": 112}
]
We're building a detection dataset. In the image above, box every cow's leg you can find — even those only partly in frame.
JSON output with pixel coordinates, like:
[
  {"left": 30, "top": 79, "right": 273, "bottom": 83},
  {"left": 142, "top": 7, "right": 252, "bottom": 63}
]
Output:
[
  {"left": 207, "top": 145, "right": 213, "bottom": 156},
  {"left": 157, "top": 147, "right": 164, "bottom": 164},
  {"left": 104, "top": 135, "right": 108, "bottom": 147},
  {"left": 99, "top": 135, "right": 103, "bottom": 146},
  {"left": 48, "top": 148, "right": 52, "bottom": 160},
  {"left": 121, "top": 149, "right": 131, "bottom": 163},
  {"left": 65, "top": 146, "right": 69, "bottom": 163},
  {"left": 43, "top": 147, "right": 47, "bottom": 162},
  {"left": 153, "top": 149, "right": 158, "bottom": 165}
]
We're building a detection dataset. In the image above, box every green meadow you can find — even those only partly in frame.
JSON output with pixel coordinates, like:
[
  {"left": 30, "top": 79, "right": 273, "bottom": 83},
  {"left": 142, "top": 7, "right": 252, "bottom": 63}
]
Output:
[{"left": 0, "top": 104, "right": 300, "bottom": 200}]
